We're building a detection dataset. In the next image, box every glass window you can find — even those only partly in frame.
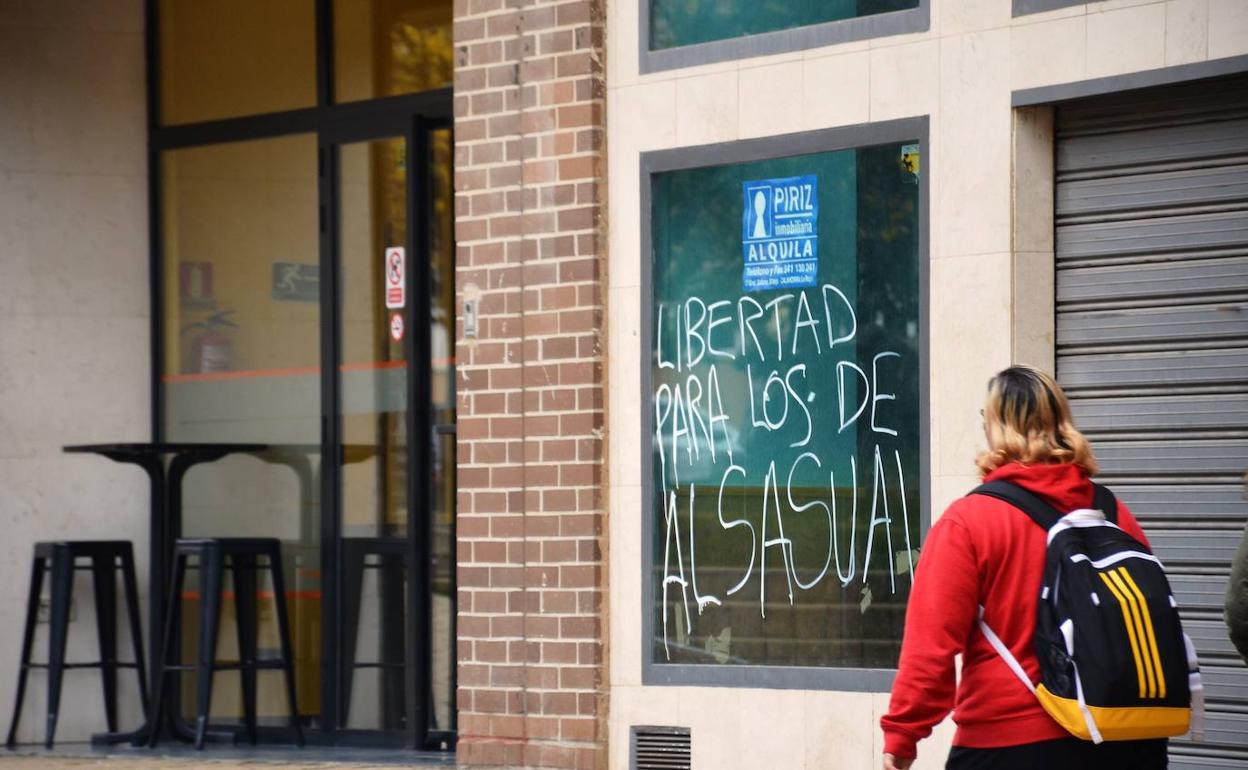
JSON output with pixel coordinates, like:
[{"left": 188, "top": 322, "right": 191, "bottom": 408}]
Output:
[
  {"left": 159, "top": 0, "right": 317, "bottom": 125},
  {"left": 339, "top": 137, "right": 409, "bottom": 542},
  {"left": 334, "top": 0, "right": 453, "bottom": 103},
  {"left": 337, "top": 136, "right": 409, "bottom": 731},
  {"left": 648, "top": 140, "right": 923, "bottom": 670},
  {"left": 161, "top": 134, "right": 323, "bottom": 720},
  {"left": 649, "top": 0, "right": 920, "bottom": 51},
  {"left": 161, "top": 135, "right": 321, "bottom": 439}
]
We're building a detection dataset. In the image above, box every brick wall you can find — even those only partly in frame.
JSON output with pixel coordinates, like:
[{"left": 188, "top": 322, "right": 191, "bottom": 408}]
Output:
[{"left": 452, "top": 0, "right": 606, "bottom": 767}]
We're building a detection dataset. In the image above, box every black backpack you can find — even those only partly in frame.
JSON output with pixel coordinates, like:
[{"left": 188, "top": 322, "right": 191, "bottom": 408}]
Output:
[{"left": 971, "top": 480, "right": 1204, "bottom": 743}]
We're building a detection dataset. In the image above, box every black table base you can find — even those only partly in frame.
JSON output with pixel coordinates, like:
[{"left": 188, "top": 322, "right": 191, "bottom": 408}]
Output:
[{"left": 64, "top": 443, "right": 269, "bottom": 746}]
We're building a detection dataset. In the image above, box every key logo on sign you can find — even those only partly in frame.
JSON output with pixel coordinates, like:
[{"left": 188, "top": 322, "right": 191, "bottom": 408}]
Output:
[{"left": 741, "top": 175, "right": 819, "bottom": 292}]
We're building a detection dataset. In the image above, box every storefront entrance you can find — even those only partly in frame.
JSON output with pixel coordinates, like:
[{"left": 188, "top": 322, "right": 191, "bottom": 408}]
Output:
[
  {"left": 153, "top": 2, "right": 454, "bottom": 749},
  {"left": 326, "top": 114, "right": 457, "bottom": 748}
]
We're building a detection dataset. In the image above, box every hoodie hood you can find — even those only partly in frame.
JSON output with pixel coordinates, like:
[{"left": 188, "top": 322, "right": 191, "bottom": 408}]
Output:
[{"left": 982, "top": 461, "right": 1095, "bottom": 513}]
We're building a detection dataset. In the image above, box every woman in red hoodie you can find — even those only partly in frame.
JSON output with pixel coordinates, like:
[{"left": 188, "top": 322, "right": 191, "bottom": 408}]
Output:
[{"left": 880, "top": 366, "right": 1168, "bottom": 769}]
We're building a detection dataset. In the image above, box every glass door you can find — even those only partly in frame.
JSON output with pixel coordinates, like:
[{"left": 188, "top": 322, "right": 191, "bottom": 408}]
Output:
[
  {"left": 151, "top": 0, "right": 455, "bottom": 749},
  {"left": 161, "top": 134, "right": 324, "bottom": 736},
  {"left": 336, "top": 134, "right": 411, "bottom": 736},
  {"left": 157, "top": 115, "right": 452, "bottom": 750},
  {"left": 326, "top": 119, "right": 454, "bottom": 748}
]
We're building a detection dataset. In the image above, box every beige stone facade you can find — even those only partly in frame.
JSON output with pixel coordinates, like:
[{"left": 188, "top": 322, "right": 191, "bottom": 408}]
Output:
[
  {"left": 0, "top": 0, "right": 150, "bottom": 745},
  {"left": 606, "top": 1, "right": 1248, "bottom": 768}
]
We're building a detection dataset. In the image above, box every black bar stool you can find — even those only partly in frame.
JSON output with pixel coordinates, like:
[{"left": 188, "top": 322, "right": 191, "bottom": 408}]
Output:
[
  {"left": 148, "top": 538, "right": 303, "bottom": 749},
  {"left": 339, "top": 537, "right": 408, "bottom": 728},
  {"left": 5, "top": 540, "right": 148, "bottom": 748}
]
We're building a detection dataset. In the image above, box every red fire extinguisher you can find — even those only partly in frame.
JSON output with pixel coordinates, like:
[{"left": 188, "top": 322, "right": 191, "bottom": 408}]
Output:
[{"left": 183, "top": 310, "right": 237, "bottom": 374}]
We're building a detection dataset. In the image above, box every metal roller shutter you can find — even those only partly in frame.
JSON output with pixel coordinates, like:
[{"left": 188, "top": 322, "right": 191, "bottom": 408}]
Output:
[{"left": 1055, "top": 74, "right": 1248, "bottom": 768}]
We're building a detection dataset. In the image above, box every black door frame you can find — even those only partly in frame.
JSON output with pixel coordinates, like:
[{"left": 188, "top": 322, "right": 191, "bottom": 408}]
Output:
[{"left": 146, "top": 0, "right": 454, "bottom": 751}]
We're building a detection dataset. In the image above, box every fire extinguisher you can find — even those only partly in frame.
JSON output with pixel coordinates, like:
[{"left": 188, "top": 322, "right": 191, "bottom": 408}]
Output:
[{"left": 183, "top": 310, "right": 237, "bottom": 374}]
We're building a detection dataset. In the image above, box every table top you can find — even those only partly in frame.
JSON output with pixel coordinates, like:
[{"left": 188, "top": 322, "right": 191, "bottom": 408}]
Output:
[
  {"left": 63, "top": 442, "right": 380, "bottom": 457},
  {"left": 64, "top": 442, "right": 270, "bottom": 455}
]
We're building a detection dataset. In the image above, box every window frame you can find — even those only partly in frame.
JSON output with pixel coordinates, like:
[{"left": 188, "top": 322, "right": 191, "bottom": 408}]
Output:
[
  {"left": 639, "top": 0, "right": 930, "bottom": 75},
  {"left": 638, "top": 116, "right": 932, "bottom": 691},
  {"left": 1012, "top": 0, "right": 1086, "bottom": 17}
]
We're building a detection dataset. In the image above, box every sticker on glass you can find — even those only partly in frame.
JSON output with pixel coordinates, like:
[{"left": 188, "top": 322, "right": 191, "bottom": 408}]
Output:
[
  {"left": 741, "top": 175, "right": 818, "bottom": 292},
  {"left": 385, "top": 247, "right": 405, "bottom": 309},
  {"left": 901, "top": 144, "right": 920, "bottom": 183}
]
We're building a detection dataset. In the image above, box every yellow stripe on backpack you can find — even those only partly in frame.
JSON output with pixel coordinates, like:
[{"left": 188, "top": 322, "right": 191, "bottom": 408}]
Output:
[
  {"left": 1118, "top": 567, "right": 1166, "bottom": 699},
  {"left": 1099, "top": 571, "right": 1149, "bottom": 698}
]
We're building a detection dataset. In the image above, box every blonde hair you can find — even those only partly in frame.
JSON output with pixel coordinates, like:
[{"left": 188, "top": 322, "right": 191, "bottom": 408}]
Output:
[{"left": 976, "top": 365, "right": 1098, "bottom": 477}]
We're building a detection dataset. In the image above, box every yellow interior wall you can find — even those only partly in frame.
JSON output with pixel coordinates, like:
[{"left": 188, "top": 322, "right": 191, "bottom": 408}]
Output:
[
  {"left": 163, "top": 135, "right": 321, "bottom": 380},
  {"left": 334, "top": 0, "right": 453, "bottom": 102},
  {"left": 160, "top": 0, "right": 317, "bottom": 125}
]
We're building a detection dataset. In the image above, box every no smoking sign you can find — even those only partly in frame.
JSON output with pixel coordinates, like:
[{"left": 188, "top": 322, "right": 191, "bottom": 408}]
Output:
[
  {"left": 389, "top": 312, "right": 404, "bottom": 342},
  {"left": 384, "top": 246, "right": 405, "bottom": 309}
]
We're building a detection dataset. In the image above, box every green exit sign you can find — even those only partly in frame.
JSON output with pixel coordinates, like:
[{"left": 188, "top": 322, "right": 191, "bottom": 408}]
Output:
[{"left": 272, "top": 262, "right": 319, "bottom": 302}]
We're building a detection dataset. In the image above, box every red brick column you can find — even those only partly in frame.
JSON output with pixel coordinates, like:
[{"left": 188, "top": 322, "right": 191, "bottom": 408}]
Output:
[{"left": 452, "top": 0, "right": 606, "bottom": 767}]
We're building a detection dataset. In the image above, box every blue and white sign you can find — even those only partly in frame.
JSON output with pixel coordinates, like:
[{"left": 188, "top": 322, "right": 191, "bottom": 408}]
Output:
[{"left": 742, "top": 174, "right": 818, "bottom": 292}]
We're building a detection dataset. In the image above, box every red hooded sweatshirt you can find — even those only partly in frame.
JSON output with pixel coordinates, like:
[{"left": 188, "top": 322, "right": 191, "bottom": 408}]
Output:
[{"left": 880, "top": 462, "right": 1152, "bottom": 760}]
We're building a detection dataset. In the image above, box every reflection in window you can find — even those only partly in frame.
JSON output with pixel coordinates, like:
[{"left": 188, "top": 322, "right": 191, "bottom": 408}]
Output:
[
  {"left": 335, "top": 0, "right": 453, "bottom": 102},
  {"left": 650, "top": 0, "right": 920, "bottom": 51},
  {"left": 649, "top": 141, "right": 922, "bottom": 670}
]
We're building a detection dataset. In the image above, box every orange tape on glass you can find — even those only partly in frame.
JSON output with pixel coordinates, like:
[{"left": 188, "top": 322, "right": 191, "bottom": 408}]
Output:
[{"left": 162, "top": 357, "right": 454, "bottom": 383}]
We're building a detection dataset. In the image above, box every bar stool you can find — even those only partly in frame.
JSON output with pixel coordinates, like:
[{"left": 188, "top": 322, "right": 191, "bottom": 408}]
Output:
[
  {"left": 339, "top": 537, "right": 408, "bottom": 728},
  {"left": 5, "top": 540, "right": 148, "bottom": 748},
  {"left": 148, "top": 538, "right": 303, "bottom": 749}
]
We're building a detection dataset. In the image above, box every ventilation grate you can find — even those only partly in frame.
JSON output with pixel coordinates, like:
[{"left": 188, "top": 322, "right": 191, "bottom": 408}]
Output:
[{"left": 631, "top": 725, "right": 691, "bottom": 770}]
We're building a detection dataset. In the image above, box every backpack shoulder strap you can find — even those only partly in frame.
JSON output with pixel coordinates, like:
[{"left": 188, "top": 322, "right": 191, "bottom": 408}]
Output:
[
  {"left": 1091, "top": 482, "right": 1119, "bottom": 524},
  {"left": 970, "top": 480, "right": 1063, "bottom": 531}
]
